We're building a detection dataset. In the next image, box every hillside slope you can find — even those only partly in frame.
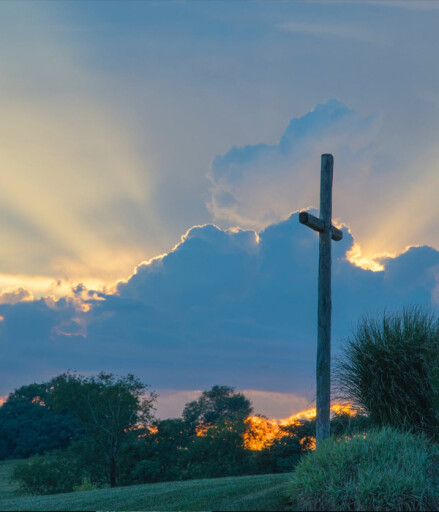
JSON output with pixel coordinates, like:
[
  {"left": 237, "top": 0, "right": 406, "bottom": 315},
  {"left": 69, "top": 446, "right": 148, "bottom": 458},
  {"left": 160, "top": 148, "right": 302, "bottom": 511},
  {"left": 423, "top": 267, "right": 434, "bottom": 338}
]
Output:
[
  {"left": 0, "top": 461, "right": 19, "bottom": 500},
  {"left": 0, "top": 472, "right": 293, "bottom": 511}
]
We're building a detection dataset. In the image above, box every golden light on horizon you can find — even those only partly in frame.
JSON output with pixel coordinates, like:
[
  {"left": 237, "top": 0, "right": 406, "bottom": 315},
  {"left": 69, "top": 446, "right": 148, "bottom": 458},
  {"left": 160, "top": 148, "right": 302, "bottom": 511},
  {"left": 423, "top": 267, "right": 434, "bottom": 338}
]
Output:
[
  {"left": 243, "top": 416, "right": 280, "bottom": 450},
  {"left": 0, "top": 7, "right": 163, "bottom": 286},
  {"left": 279, "top": 407, "right": 318, "bottom": 426},
  {"left": 243, "top": 403, "right": 357, "bottom": 451},
  {"left": 0, "top": 396, "right": 359, "bottom": 452},
  {"left": 300, "top": 436, "right": 316, "bottom": 451}
]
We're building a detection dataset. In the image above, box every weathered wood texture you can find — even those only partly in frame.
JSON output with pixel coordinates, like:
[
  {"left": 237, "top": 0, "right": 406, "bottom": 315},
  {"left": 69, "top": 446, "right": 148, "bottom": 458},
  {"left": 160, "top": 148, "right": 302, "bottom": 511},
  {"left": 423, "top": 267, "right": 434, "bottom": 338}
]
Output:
[
  {"left": 299, "top": 211, "right": 342, "bottom": 241},
  {"left": 316, "top": 154, "right": 333, "bottom": 445},
  {"left": 299, "top": 154, "right": 343, "bottom": 447}
]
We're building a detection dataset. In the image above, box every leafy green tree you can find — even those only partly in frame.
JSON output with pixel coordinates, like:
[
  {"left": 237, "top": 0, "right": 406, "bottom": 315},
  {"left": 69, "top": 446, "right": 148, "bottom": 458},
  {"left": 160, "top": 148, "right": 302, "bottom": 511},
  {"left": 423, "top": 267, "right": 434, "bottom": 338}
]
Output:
[
  {"left": 264, "top": 427, "right": 303, "bottom": 473},
  {"left": 179, "top": 386, "right": 254, "bottom": 479},
  {"left": 7, "top": 382, "right": 50, "bottom": 404},
  {"left": 185, "top": 416, "right": 251, "bottom": 479},
  {"left": 0, "top": 384, "right": 83, "bottom": 460},
  {"left": 182, "top": 385, "right": 253, "bottom": 433},
  {"left": 251, "top": 420, "right": 315, "bottom": 475},
  {"left": 121, "top": 418, "right": 191, "bottom": 484},
  {"left": 50, "top": 372, "right": 157, "bottom": 487}
]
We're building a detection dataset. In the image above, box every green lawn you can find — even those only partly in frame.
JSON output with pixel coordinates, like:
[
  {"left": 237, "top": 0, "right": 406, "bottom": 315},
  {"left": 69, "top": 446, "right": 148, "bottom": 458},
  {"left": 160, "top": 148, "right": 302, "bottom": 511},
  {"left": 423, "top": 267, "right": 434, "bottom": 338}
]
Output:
[
  {"left": 0, "top": 460, "right": 19, "bottom": 500},
  {"left": 0, "top": 470, "right": 294, "bottom": 511}
]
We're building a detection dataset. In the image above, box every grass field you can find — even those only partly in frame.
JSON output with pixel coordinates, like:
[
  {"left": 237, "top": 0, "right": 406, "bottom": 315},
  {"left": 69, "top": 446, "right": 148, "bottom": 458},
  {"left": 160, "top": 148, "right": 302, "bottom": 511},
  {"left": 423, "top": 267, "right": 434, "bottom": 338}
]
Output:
[
  {"left": 0, "top": 463, "right": 294, "bottom": 512},
  {"left": 0, "top": 460, "right": 19, "bottom": 500}
]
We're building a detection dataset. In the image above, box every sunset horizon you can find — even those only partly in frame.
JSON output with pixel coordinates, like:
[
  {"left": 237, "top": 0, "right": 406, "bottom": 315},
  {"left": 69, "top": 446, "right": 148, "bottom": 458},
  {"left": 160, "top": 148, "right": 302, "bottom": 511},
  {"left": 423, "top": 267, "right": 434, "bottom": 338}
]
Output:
[{"left": 2, "top": 0, "right": 439, "bottom": 447}]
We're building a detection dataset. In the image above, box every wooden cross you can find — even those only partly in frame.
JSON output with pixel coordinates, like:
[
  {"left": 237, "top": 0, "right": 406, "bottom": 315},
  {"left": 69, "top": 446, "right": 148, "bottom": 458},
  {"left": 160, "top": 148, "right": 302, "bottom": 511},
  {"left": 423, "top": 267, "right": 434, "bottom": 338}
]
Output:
[{"left": 299, "top": 154, "right": 342, "bottom": 446}]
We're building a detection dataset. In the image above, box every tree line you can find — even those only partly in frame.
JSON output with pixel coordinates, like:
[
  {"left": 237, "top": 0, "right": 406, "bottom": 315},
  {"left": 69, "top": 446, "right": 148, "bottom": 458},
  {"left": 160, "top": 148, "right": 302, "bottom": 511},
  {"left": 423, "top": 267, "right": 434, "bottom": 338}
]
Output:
[
  {"left": 7, "top": 306, "right": 434, "bottom": 496},
  {"left": 1, "top": 373, "right": 370, "bottom": 495}
]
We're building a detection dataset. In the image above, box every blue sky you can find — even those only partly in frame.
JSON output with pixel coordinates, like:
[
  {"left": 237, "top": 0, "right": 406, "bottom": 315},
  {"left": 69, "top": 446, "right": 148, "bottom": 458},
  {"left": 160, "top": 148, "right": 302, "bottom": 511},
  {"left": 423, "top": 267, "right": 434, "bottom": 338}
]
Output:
[{"left": 1, "top": 1, "right": 439, "bottom": 418}]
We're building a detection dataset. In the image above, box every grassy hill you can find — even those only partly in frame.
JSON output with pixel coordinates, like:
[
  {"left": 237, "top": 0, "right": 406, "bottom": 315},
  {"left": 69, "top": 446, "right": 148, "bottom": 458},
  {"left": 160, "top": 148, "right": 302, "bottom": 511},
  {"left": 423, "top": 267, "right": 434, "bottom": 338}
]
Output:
[
  {"left": 0, "top": 460, "right": 19, "bottom": 500},
  {"left": 0, "top": 465, "right": 294, "bottom": 512}
]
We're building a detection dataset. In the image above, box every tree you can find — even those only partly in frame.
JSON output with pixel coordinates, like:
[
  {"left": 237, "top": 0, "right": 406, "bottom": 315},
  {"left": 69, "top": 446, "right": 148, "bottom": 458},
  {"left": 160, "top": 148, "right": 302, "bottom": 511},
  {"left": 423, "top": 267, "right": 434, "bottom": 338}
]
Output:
[
  {"left": 50, "top": 372, "right": 157, "bottom": 487},
  {"left": 181, "top": 386, "right": 254, "bottom": 478},
  {"left": 263, "top": 426, "right": 304, "bottom": 473},
  {"left": 182, "top": 385, "right": 253, "bottom": 433},
  {"left": 185, "top": 416, "right": 251, "bottom": 479},
  {"left": 121, "top": 418, "right": 191, "bottom": 484},
  {"left": 0, "top": 383, "right": 84, "bottom": 460}
]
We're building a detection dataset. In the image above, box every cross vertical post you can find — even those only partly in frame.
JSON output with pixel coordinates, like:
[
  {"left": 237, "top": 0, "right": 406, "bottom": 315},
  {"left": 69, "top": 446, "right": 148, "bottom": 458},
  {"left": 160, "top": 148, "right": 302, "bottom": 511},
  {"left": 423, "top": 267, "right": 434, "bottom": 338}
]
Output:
[
  {"left": 299, "top": 154, "right": 342, "bottom": 447},
  {"left": 317, "top": 154, "right": 333, "bottom": 445}
]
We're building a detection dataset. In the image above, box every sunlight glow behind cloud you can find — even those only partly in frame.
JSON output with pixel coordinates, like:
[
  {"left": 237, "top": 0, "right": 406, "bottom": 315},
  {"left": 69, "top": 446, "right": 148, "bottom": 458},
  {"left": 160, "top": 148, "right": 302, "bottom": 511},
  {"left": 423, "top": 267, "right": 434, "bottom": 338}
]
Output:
[
  {"left": 0, "top": 212, "right": 439, "bottom": 413},
  {"left": 1, "top": 0, "right": 439, "bottom": 417},
  {"left": 207, "top": 99, "right": 439, "bottom": 270},
  {"left": 0, "top": 3, "right": 159, "bottom": 283}
]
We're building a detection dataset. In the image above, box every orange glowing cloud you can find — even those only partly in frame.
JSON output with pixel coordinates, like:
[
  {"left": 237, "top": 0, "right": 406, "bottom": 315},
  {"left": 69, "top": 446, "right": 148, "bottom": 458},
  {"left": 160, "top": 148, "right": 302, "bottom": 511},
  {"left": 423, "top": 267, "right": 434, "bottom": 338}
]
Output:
[
  {"left": 279, "top": 403, "right": 356, "bottom": 426},
  {"left": 243, "top": 403, "right": 357, "bottom": 451}
]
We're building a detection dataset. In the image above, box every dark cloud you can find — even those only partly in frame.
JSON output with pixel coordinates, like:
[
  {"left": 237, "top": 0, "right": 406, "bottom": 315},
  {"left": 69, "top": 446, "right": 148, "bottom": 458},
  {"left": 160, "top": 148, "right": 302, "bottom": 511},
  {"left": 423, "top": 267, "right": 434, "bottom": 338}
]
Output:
[
  {"left": 1, "top": 214, "right": 439, "bottom": 397},
  {"left": 0, "top": 297, "right": 82, "bottom": 390}
]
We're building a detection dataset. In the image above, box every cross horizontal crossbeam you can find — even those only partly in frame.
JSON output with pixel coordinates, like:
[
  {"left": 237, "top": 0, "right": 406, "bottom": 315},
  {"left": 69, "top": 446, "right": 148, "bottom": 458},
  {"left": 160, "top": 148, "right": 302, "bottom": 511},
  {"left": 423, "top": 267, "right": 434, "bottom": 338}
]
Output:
[{"left": 299, "top": 211, "right": 343, "bottom": 242}]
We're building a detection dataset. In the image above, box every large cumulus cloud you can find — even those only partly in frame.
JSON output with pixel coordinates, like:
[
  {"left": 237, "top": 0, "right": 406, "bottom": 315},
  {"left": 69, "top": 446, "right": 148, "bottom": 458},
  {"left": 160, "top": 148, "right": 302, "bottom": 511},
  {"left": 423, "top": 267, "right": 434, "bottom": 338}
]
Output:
[
  {"left": 207, "top": 99, "right": 380, "bottom": 230},
  {"left": 2, "top": 213, "right": 439, "bottom": 399}
]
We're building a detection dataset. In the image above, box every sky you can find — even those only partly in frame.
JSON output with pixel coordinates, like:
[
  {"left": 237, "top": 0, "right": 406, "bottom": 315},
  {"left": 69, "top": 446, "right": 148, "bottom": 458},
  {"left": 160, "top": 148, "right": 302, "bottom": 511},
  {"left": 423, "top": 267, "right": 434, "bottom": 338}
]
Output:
[{"left": 1, "top": 0, "right": 439, "bottom": 419}]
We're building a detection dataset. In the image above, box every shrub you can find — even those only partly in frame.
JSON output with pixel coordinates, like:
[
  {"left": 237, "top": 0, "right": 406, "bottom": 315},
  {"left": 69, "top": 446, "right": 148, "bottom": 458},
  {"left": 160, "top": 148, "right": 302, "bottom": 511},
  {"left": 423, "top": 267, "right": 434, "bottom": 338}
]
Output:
[
  {"left": 330, "top": 412, "right": 375, "bottom": 438},
  {"left": 335, "top": 307, "right": 439, "bottom": 438},
  {"left": 73, "top": 477, "right": 98, "bottom": 492},
  {"left": 290, "top": 427, "right": 439, "bottom": 511},
  {"left": 11, "top": 450, "right": 86, "bottom": 495}
]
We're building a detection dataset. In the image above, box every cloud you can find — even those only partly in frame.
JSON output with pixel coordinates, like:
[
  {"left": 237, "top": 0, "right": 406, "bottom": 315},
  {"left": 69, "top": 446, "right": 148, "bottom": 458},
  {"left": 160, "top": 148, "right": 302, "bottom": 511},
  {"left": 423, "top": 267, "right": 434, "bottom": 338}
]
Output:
[
  {"left": 2, "top": 3, "right": 439, "bottom": 297},
  {"left": 154, "top": 389, "right": 203, "bottom": 420},
  {"left": 0, "top": 288, "right": 33, "bottom": 305},
  {"left": 207, "top": 99, "right": 380, "bottom": 232},
  {"left": 241, "top": 390, "right": 312, "bottom": 421},
  {"left": 302, "top": 0, "right": 439, "bottom": 10},
  {"left": 154, "top": 388, "right": 312, "bottom": 420},
  {"left": 0, "top": 3, "right": 159, "bottom": 283},
  {"left": 0, "top": 296, "right": 85, "bottom": 391},
  {"left": 362, "top": 0, "right": 439, "bottom": 10},
  {"left": 1, "top": 213, "right": 438, "bottom": 405},
  {"left": 206, "top": 98, "right": 439, "bottom": 272},
  {"left": 277, "top": 22, "right": 384, "bottom": 44}
]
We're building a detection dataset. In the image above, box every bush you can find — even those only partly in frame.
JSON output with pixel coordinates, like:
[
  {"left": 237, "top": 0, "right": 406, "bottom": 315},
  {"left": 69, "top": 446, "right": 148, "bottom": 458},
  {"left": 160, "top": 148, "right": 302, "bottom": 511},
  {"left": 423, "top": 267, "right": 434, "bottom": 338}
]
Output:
[
  {"left": 73, "top": 477, "right": 98, "bottom": 492},
  {"left": 290, "top": 427, "right": 439, "bottom": 511},
  {"left": 335, "top": 307, "right": 439, "bottom": 438},
  {"left": 11, "top": 449, "right": 86, "bottom": 495}
]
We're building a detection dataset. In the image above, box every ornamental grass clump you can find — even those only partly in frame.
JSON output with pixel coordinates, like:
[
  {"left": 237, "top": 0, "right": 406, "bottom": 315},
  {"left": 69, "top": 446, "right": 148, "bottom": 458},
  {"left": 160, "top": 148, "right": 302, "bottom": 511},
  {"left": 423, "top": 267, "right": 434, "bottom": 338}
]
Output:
[
  {"left": 335, "top": 307, "right": 439, "bottom": 439},
  {"left": 290, "top": 427, "right": 439, "bottom": 511}
]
